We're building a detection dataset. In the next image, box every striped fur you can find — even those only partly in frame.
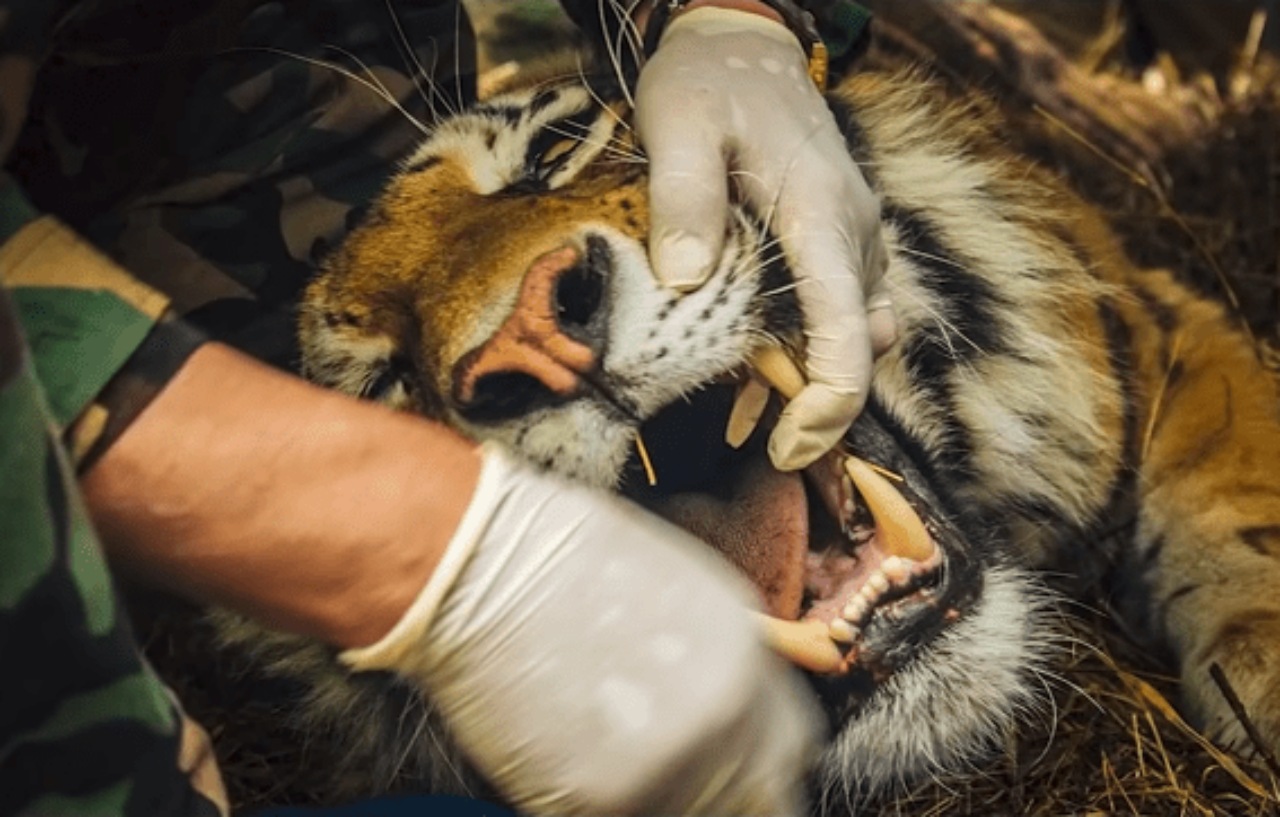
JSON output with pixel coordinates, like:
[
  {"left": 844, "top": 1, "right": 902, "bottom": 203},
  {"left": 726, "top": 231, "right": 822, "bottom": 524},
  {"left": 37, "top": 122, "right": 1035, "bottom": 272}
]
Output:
[{"left": 220, "top": 64, "right": 1280, "bottom": 808}]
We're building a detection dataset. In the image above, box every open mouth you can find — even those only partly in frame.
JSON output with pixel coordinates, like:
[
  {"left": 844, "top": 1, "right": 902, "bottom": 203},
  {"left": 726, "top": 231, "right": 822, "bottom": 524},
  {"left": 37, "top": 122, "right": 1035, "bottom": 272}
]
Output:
[{"left": 621, "top": 348, "right": 962, "bottom": 700}]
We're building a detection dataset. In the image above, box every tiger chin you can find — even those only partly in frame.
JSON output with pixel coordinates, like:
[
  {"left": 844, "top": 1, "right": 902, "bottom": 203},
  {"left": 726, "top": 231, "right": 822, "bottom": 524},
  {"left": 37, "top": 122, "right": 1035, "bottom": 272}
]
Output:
[{"left": 212, "top": 59, "right": 1280, "bottom": 811}]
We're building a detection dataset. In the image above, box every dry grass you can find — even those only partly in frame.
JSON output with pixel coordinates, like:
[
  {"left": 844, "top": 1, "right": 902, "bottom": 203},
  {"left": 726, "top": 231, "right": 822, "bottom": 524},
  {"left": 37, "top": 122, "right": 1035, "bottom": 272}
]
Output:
[{"left": 857, "top": 607, "right": 1280, "bottom": 816}]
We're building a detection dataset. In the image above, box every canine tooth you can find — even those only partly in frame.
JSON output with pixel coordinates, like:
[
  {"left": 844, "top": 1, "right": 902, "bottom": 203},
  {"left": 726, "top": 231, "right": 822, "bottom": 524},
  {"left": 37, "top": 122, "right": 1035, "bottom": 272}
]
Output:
[
  {"left": 726, "top": 377, "right": 771, "bottom": 448},
  {"left": 843, "top": 457, "right": 936, "bottom": 562},
  {"left": 757, "top": 614, "right": 845, "bottom": 674},
  {"left": 750, "top": 345, "right": 805, "bottom": 401},
  {"left": 829, "top": 619, "right": 859, "bottom": 643},
  {"left": 748, "top": 344, "right": 936, "bottom": 563}
]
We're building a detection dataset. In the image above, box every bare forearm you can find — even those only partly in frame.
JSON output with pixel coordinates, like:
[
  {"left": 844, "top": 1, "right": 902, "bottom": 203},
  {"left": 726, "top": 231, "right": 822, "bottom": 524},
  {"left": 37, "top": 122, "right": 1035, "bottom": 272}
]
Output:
[{"left": 81, "top": 342, "right": 481, "bottom": 649}]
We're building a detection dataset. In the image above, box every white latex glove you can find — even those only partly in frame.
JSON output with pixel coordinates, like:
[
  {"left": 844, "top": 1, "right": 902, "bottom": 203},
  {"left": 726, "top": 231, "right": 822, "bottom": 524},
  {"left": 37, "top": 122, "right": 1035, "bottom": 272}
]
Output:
[
  {"left": 342, "top": 445, "right": 820, "bottom": 816},
  {"left": 637, "top": 7, "right": 896, "bottom": 471}
]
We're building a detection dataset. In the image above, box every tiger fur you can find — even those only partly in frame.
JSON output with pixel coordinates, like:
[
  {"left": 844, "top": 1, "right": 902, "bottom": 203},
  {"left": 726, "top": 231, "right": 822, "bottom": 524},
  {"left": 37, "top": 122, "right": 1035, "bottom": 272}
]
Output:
[{"left": 210, "top": 57, "right": 1280, "bottom": 810}]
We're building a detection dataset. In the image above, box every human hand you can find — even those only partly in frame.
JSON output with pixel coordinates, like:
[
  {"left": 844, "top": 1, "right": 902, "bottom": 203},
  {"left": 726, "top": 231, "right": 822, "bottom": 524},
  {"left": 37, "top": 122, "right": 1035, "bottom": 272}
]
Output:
[
  {"left": 636, "top": 6, "right": 897, "bottom": 471},
  {"left": 342, "top": 445, "right": 821, "bottom": 816}
]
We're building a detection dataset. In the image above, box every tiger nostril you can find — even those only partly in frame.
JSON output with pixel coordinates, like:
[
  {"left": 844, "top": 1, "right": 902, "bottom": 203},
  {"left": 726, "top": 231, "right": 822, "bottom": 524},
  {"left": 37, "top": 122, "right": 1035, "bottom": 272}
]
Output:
[
  {"left": 555, "top": 235, "right": 611, "bottom": 335},
  {"left": 555, "top": 263, "right": 604, "bottom": 330},
  {"left": 464, "top": 372, "right": 557, "bottom": 423},
  {"left": 453, "top": 238, "right": 613, "bottom": 416}
]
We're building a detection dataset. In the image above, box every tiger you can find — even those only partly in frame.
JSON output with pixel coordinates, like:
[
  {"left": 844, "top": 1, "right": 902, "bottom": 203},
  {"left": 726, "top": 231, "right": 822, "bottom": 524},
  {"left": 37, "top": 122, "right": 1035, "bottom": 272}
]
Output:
[{"left": 210, "top": 44, "right": 1280, "bottom": 811}]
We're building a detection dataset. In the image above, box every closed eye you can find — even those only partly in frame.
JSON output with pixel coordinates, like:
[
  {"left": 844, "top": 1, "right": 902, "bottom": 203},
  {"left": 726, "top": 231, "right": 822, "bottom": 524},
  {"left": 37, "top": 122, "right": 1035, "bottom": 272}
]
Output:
[
  {"left": 361, "top": 355, "right": 412, "bottom": 403},
  {"left": 510, "top": 109, "right": 600, "bottom": 191}
]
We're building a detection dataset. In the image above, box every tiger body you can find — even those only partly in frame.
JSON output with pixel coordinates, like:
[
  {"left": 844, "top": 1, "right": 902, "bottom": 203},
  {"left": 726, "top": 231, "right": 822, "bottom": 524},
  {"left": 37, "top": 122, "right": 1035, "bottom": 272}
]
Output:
[{"left": 216, "top": 61, "right": 1280, "bottom": 807}]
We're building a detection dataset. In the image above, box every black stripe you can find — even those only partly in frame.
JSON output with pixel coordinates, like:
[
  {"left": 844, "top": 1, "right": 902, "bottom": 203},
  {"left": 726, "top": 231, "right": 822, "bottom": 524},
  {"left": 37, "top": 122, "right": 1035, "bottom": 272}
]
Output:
[
  {"left": 528, "top": 86, "right": 561, "bottom": 116},
  {"left": 472, "top": 103, "right": 524, "bottom": 124},
  {"left": 1133, "top": 285, "right": 1179, "bottom": 334},
  {"left": 1239, "top": 525, "right": 1280, "bottom": 557},
  {"left": 1087, "top": 300, "right": 1151, "bottom": 629},
  {"left": 883, "top": 204, "right": 1011, "bottom": 485},
  {"left": 1092, "top": 298, "right": 1141, "bottom": 557},
  {"left": 884, "top": 204, "right": 1011, "bottom": 363},
  {"left": 404, "top": 154, "right": 442, "bottom": 174}
]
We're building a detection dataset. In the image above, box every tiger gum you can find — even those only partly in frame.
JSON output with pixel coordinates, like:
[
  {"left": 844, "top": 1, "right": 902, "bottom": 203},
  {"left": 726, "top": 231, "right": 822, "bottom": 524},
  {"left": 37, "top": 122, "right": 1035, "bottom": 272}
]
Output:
[{"left": 740, "top": 346, "right": 940, "bottom": 674}]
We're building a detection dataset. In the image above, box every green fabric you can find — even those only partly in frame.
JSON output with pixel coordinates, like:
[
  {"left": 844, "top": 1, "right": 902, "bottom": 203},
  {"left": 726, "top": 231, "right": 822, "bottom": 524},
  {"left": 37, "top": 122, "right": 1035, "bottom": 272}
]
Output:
[
  {"left": 17, "top": 674, "right": 175, "bottom": 746},
  {"left": 26, "top": 781, "right": 135, "bottom": 817},
  {"left": 0, "top": 288, "right": 220, "bottom": 816},
  {"left": 11, "top": 287, "right": 155, "bottom": 426},
  {"left": 823, "top": 1, "right": 873, "bottom": 61},
  {"left": 0, "top": 363, "right": 58, "bottom": 608}
]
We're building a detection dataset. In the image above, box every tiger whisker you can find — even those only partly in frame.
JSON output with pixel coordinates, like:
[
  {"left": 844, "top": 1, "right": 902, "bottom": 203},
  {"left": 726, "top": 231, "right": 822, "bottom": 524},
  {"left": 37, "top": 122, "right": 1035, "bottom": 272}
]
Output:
[
  {"left": 596, "top": 0, "right": 636, "bottom": 109},
  {"left": 231, "top": 45, "right": 431, "bottom": 136},
  {"left": 382, "top": 0, "right": 458, "bottom": 122}
]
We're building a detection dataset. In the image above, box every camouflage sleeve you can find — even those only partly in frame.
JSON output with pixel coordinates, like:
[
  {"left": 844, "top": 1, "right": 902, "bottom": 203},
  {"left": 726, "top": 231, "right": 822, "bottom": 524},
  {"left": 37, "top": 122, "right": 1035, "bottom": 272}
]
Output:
[
  {"left": 0, "top": 285, "right": 228, "bottom": 817},
  {"left": 0, "top": 178, "right": 203, "bottom": 468}
]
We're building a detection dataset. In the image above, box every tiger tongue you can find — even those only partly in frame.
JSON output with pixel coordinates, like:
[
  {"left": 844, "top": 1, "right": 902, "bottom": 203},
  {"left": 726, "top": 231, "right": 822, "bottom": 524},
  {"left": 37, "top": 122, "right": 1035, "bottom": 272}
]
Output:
[{"left": 649, "top": 457, "right": 809, "bottom": 620}]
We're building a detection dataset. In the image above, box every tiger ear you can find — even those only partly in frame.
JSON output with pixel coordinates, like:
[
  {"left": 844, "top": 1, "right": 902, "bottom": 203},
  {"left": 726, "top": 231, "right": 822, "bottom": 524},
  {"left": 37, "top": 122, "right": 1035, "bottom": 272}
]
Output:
[
  {"left": 476, "top": 50, "right": 594, "bottom": 100},
  {"left": 477, "top": 61, "right": 522, "bottom": 100}
]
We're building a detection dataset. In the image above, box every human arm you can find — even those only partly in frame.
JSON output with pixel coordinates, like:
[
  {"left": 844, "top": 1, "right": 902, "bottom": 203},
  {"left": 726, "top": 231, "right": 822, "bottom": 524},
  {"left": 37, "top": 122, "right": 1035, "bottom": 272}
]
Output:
[
  {"left": 81, "top": 340, "right": 821, "bottom": 814},
  {"left": 80, "top": 341, "right": 478, "bottom": 648}
]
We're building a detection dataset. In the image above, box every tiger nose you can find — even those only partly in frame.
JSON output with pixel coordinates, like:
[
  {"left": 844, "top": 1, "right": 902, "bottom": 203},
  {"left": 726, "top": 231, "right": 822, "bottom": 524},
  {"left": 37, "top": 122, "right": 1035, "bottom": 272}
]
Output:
[{"left": 453, "top": 240, "right": 610, "bottom": 411}]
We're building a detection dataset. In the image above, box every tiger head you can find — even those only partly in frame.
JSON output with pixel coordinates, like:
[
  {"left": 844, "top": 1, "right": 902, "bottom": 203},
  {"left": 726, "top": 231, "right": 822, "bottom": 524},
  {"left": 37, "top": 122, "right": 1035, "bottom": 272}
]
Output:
[{"left": 299, "top": 71, "right": 1050, "bottom": 799}]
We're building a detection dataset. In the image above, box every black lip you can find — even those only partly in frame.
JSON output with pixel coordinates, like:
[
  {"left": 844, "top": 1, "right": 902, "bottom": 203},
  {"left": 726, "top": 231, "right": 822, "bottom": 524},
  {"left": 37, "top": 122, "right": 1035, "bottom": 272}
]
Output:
[{"left": 803, "top": 405, "right": 985, "bottom": 732}]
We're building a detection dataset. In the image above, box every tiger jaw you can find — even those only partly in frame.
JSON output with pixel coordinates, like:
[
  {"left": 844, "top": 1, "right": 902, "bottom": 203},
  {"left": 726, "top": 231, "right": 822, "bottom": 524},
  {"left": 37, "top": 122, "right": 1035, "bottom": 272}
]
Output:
[
  {"left": 424, "top": 215, "right": 977, "bottom": 704},
  {"left": 726, "top": 349, "right": 944, "bottom": 674}
]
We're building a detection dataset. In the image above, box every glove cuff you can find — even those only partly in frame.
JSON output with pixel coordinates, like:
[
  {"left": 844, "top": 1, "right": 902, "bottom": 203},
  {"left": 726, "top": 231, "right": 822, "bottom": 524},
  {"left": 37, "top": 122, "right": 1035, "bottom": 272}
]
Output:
[
  {"left": 339, "top": 443, "right": 515, "bottom": 672},
  {"left": 646, "top": 1, "right": 829, "bottom": 90}
]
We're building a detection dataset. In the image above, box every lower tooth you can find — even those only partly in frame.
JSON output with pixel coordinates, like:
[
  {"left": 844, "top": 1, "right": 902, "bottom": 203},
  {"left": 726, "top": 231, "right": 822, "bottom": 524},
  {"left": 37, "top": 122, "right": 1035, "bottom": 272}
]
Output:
[{"left": 869, "top": 572, "right": 890, "bottom": 594}]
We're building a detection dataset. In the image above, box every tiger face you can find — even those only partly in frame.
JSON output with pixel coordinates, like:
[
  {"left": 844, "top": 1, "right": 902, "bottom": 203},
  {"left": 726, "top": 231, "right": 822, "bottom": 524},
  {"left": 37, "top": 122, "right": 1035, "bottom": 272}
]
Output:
[
  {"left": 289, "top": 65, "right": 1280, "bottom": 806},
  {"left": 299, "top": 71, "right": 1049, "bottom": 796}
]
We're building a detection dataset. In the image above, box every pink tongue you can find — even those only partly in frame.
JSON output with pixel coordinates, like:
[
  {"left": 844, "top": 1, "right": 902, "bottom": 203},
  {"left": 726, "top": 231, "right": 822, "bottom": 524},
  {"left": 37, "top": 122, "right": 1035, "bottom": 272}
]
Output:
[{"left": 650, "top": 459, "right": 808, "bottom": 619}]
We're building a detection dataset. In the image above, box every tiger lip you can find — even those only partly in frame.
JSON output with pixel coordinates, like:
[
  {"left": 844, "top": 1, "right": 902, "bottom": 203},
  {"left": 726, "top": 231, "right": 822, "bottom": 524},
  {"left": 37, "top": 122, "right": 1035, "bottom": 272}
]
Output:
[{"left": 740, "top": 346, "right": 942, "bottom": 674}]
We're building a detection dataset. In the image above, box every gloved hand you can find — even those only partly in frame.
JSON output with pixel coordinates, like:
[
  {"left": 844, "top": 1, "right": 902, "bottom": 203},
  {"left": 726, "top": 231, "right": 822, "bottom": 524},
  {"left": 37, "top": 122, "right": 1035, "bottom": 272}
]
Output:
[
  {"left": 636, "top": 5, "right": 897, "bottom": 471},
  {"left": 341, "top": 445, "right": 821, "bottom": 816}
]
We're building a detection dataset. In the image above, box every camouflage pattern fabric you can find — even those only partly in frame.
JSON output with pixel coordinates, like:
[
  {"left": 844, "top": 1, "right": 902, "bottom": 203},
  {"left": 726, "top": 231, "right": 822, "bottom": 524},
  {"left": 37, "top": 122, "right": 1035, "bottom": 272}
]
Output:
[
  {"left": 0, "top": 285, "right": 228, "bottom": 817},
  {"left": 9, "top": 0, "right": 476, "bottom": 381},
  {"left": 1, "top": 2, "right": 474, "bottom": 813}
]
